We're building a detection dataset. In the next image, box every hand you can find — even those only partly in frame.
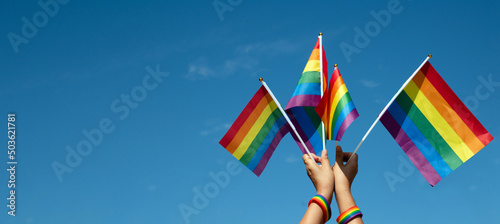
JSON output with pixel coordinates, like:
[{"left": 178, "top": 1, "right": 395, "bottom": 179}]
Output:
[
  {"left": 333, "top": 146, "right": 363, "bottom": 224},
  {"left": 333, "top": 145, "right": 358, "bottom": 192},
  {"left": 302, "top": 149, "right": 334, "bottom": 203}
]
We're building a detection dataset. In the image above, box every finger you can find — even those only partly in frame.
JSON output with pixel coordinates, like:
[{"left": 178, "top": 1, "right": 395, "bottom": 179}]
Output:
[
  {"left": 311, "top": 153, "right": 321, "bottom": 163},
  {"left": 350, "top": 153, "right": 359, "bottom": 164},
  {"left": 303, "top": 154, "right": 318, "bottom": 168},
  {"left": 320, "top": 149, "right": 331, "bottom": 168},
  {"left": 342, "top": 152, "right": 352, "bottom": 162},
  {"left": 303, "top": 154, "right": 320, "bottom": 176},
  {"left": 335, "top": 145, "right": 344, "bottom": 165},
  {"left": 302, "top": 154, "right": 311, "bottom": 165},
  {"left": 344, "top": 152, "right": 358, "bottom": 165}
]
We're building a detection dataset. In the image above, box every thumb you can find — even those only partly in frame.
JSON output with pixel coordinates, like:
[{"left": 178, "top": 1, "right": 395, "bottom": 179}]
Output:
[
  {"left": 302, "top": 153, "right": 312, "bottom": 165},
  {"left": 335, "top": 145, "right": 344, "bottom": 165},
  {"left": 320, "top": 149, "right": 331, "bottom": 167},
  {"left": 346, "top": 152, "right": 358, "bottom": 166}
]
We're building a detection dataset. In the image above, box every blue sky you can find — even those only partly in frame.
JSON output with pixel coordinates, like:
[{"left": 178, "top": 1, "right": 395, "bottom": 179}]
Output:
[{"left": 1, "top": 1, "right": 499, "bottom": 223}]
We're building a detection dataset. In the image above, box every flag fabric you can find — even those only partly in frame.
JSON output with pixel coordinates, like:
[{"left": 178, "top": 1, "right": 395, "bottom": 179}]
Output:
[
  {"left": 285, "top": 38, "right": 328, "bottom": 154},
  {"left": 315, "top": 66, "right": 359, "bottom": 141},
  {"left": 380, "top": 61, "right": 493, "bottom": 186},
  {"left": 219, "top": 86, "right": 291, "bottom": 176},
  {"left": 286, "top": 39, "right": 328, "bottom": 108}
]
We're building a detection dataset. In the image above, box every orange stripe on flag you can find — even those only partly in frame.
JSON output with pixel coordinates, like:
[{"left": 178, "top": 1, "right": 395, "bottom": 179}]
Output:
[
  {"left": 413, "top": 71, "right": 485, "bottom": 154},
  {"left": 308, "top": 48, "right": 320, "bottom": 61},
  {"left": 225, "top": 93, "right": 272, "bottom": 154}
]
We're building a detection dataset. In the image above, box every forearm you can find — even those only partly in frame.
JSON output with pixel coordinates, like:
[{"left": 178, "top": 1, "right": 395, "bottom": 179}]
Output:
[
  {"left": 300, "top": 149, "right": 335, "bottom": 223},
  {"left": 299, "top": 203, "right": 325, "bottom": 224},
  {"left": 334, "top": 187, "right": 355, "bottom": 213},
  {"left": 301, "top": 190, "right": 333, "bottom": 224},
  {"left": 334, "top": 188, "right": 363, "bottom": 224}
]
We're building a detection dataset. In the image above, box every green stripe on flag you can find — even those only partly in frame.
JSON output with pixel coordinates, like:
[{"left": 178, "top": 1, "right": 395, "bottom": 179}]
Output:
[
  {"left": 331, "top": 93, "right": 352, "bottom": 127},
  {"left": 396, "top": 91, "right": 463, "bottom": 170},
  {"left": 298, "top": 71, "right": 320, "bottom": 84},
  {"left": 239, "top": 108, "right": 282, "bottom": 165}
]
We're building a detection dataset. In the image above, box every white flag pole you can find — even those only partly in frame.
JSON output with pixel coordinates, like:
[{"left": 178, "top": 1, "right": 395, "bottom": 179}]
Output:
[
  {"left": 334, "top": 64, "right": 338, "bottom": 148},
  {"left": 319, "top": 32, "right": 327, "bottom": 151},
  {"left": 259, "top": 78, "right": 315, "bottom": 160},
  {"left": 347, "top": 55, "right": 432, "bottom": 162}
]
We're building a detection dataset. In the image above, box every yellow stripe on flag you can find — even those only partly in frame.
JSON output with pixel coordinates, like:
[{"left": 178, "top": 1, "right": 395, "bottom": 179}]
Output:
[
  {"left": 405, "top": 81, "right": 474, "bottom": 162},
  {"left": 328, "top": 82, "right": 348, "bottom": 121},
  {"left": 232, "top": 101, "right": 278, "bottom": 159},
  {"left": 416, "top": 72, "right": 485, "bottom": 153},
  {"left": 303, "top": 60, "right": 320, "bottom": 73}
]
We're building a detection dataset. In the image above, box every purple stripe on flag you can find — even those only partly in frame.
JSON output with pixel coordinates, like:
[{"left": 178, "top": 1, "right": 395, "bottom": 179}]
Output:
[
  {"left": 286, "top": 95, "right": 321, "bottom": 109},
  {"left": 253, "top": 124, "right": 291, "bottom": 176},
  {"left": 380, "top": 111, "right": 442, "bottom": 186},
  {"left": 286, "top": 110, "right": 316, "bottom": 155},
  {"left": 334, "top": 108, "right": 359, "bottom": 141}
]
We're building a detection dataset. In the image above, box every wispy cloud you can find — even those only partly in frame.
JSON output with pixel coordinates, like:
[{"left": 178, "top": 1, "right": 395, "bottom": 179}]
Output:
[
  {"left": 468, "top": 185, "right": 478, "bottom": 192},
  {"left": 360, "top": 79, "right": 380, "bottom": 88},
  {"left": 185, "top": 56, "right": 259, "bottom": 81},
  {"left": 186, "top": 58, "right": 215, "bottom": 80},
  {"left": 285, "top": 154, "right": 300, "bottom": 163},
  {"left": 148, "top": 185, "right": 157, "bottom": 192},
  {"left": 493, "top": 158, "right": 500, "bottom": 165},
  {"left": 223, "top": 57, "right": 258, "bottom": 74},
  {"left": 24, "top": 218, "right": 35, "bottom": 224},
  {"left": 200, "top": 118, "right": 231, "bottom": 136},
  {"left": 235, "top": 39, "right": 300, "bottom": 56},
  {"left": 185, "top": 39, "right": 298, "bottom": 81}
]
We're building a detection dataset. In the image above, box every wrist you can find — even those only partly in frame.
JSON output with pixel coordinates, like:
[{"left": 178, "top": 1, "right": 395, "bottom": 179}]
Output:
[
  {"left": 334, "top": 184, "right": 351, "bottom": 197},
  {"left": 334, "top": 189, "right": 356, "bottom": 213},
  {"left": 316, "top": 190, "right": 333, "bottom": 204},
  {"left": 335, "top": 185, "right": 351, "bottom": 195},
  {"left": 336, "top": 205, "right": 363, "bottom": 224},
  {"left": 308, "top": 194, "right": 332, "bottom": 223}
]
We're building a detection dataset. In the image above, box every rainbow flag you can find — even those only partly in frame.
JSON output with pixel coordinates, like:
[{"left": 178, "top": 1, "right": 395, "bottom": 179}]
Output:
[
  {"left": 315, "top": 66, "right": 359, "bottom": 141},
  {"left": 380, "top": 61, "right": 493, "bottom": 186},
  {"left": 285, "top": 37, "right": 328, "bottom": 154},
  {"left": 220, "top": 86, "right": 291, "bottom": 176}
]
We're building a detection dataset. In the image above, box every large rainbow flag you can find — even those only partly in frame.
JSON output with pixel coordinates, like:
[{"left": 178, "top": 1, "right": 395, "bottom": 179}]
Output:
[
  {"left": 380, "top": 61, "right": 493, "bottom": 186},
  {"left": 315, "top": 66, "right": 359, "bottom": 141},
  {"left": 285, "top": 37, "right": 328, "bottom": 154},
  {"left": 219, "top": 86, "right": 291, "bottom": 176}
]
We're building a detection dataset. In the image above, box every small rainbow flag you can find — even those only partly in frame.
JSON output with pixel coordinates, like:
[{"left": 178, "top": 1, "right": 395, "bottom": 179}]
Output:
[
  {"left": 220, "top": 86, "right": 290, "bottom": 176},
  {"left": 315, "top": 66, "right": 359, "bottom": 141},
  {"left": 286, "top": 38, "right": 328, "bottom": 108},
  {"left": 285, "top": 37, "right": 328, "bottom": 154},
  {"left": 380, "top": 61, "right": 493, "bottom": 186}
]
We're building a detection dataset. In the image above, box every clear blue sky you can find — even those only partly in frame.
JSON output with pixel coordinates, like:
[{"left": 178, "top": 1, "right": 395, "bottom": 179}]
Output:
[{"left": 1, "top": 1, "right": 499, "bottom": 223}]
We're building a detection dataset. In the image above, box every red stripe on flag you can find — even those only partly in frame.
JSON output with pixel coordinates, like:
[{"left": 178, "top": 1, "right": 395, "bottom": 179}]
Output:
[
  {"left": 219, "top": 87, "right": 267, "bottom": 150},
  {"left": 421, "top": 62, "right": 493, "bottom": 146}
]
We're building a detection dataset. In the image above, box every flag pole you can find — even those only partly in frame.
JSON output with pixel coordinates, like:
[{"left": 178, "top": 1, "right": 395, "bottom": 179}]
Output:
[
  {"left": 259, "top": 78, "right": 315, "bottom": 160},
  {"left": 319, "top": 32, "right": 327, "bottom": 151},
  {"left": 334, "top": 64, "right": 338, "bottom": 148},
  {"left": 347, "top": 55, "right": 432, "bottom": 162}
]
